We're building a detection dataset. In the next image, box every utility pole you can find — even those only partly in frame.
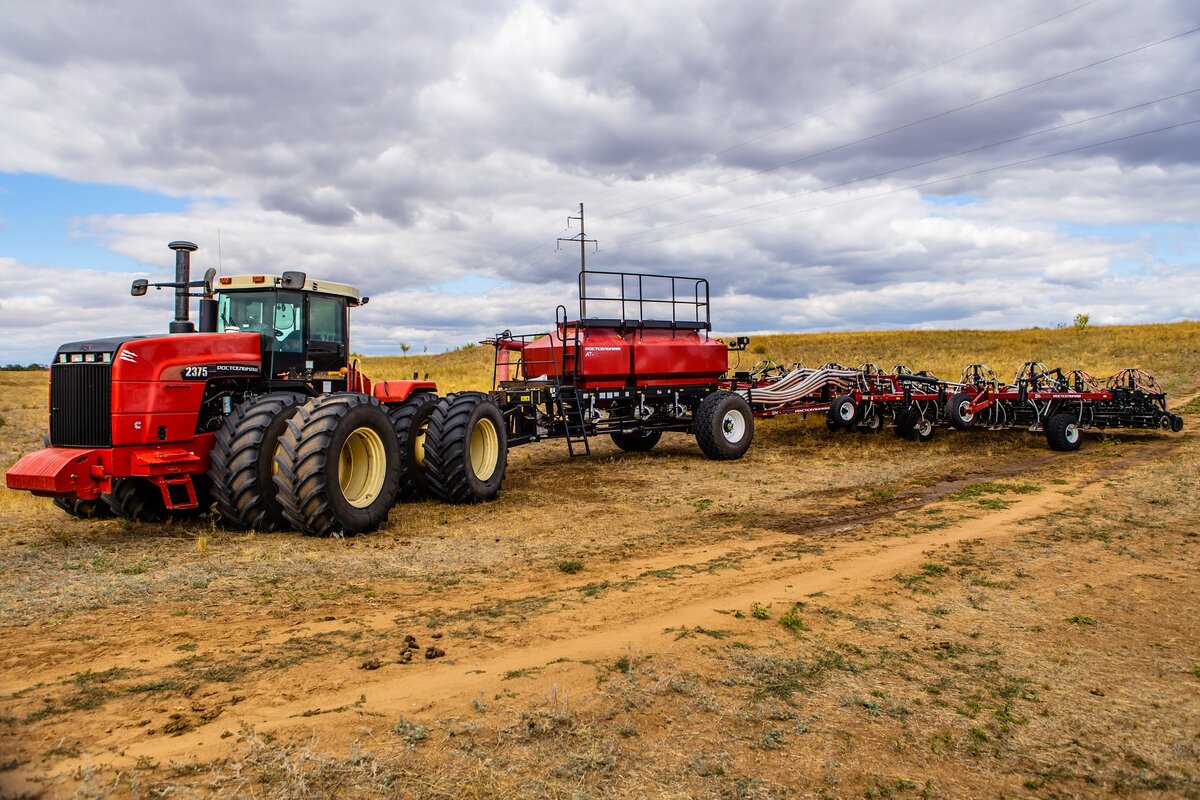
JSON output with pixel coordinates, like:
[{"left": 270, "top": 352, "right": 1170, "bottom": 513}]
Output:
[{"left": 558, "top": 203, "right": 598, "bottom": 317}]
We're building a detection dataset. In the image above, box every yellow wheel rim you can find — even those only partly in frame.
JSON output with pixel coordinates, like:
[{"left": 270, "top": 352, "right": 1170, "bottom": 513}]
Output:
[
  {"left": 470, "top": 417, "right": 499, "bottom": 481},
  {"left": 339, "top": 426, "right": 387, "bottom": 508},
  {"left": 413, "top": 422, "right": 428, "bottom": 470}
]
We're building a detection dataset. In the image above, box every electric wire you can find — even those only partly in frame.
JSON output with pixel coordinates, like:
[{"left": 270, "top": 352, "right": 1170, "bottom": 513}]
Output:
[
  {"left": 599, "top": 118, "right": 1200, "bottom": 252},
  {"left": 604, "top": 88, "right": 1200, "bottom": 246},
  {"left": 598, "top": 25, "right": 1200, "bottom": 222}
]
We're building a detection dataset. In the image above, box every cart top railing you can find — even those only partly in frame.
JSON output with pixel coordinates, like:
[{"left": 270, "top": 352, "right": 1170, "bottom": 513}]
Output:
[{"left": 577, "top": 270, "right": 710, "bottom": 331}]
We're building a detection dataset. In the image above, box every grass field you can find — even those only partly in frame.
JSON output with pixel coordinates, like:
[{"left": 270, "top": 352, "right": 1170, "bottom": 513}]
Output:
[{"left": 1, "top": 323, "right": 1198, "bottom": 799}]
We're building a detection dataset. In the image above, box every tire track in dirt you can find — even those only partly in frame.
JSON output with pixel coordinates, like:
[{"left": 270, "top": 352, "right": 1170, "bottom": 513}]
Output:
[{"left": 69, "top": 431, "right": 1186, "bottom": 775}]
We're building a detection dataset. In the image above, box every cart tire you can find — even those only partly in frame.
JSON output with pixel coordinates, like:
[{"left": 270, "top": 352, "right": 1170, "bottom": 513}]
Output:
[
  {"left": 274, "top": 394, "right": 401, "bottom": 535},
  {"left": 947, "top": 392, "right": 978, "bottom": 430},
  {"left": 1045, "top": 413, "right": 1083, "bottom": 452},
  {"left": 830, "top": 395, "right": 858, "bottom": 428},
  {"left": 694, "top": 390, "right": 754, "bottom": 460},
  {"left": 386, "top": 393, "right": 440, "bottom": 501},
  {"left": 612, "top": 430, "right": 662, "bottom": 452},
  {"left": 209, "top": 391, "right": 306, "bottom": 531},
  {"left": 424, "top": 392, "right": 508, "bottom": 504}
]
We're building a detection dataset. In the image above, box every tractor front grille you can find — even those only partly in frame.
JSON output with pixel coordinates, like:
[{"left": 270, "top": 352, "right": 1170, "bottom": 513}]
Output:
[{"left": 50, "top": 363, "right": 112, "bottom": 447}]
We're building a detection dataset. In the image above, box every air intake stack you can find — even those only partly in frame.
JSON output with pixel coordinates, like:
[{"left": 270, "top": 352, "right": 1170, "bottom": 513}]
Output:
[{"left": 168, "top": 241, "right": 198, "bottom": 334}]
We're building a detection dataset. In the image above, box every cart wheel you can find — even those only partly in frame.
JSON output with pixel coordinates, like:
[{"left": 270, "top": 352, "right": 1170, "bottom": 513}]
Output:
[
  {"left": 1044, "top": 413, "right": 1083, "bottom": 452},
  {"left": 612, "top": 430, "right": 662, "bottom": 452},
  {"left": 694, "top": 390, "right": 754, "bottom": 460}
]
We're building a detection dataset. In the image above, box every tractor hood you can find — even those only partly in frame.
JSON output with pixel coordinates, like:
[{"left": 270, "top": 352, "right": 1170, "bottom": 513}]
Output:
[{"left": 53, "top": 332, "right": 263, "bottom": 381}]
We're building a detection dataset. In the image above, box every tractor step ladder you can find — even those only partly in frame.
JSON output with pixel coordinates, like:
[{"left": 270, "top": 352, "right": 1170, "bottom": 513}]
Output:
[{"left": 557, "top": 384, "right": 591, "bottom": 457}]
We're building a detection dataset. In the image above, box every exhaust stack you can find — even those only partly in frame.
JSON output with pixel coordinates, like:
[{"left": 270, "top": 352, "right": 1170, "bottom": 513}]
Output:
[{"left": 168, "top": 241, "right": 198, "bottom": 334}]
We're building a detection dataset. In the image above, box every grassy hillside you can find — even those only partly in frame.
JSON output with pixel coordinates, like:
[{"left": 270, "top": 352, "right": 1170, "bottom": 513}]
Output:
[{"left": 360, "top": 321, "right": 1200, "bottom": 395}]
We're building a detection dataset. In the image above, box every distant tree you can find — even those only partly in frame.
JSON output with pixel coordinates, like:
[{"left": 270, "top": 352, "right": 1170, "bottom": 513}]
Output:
[
  {"left": 400, "top": 343, "right": 411, "bottom": 355},
  {"left": 1073, "top": 313, "right": 1091, "bottom": 332}
]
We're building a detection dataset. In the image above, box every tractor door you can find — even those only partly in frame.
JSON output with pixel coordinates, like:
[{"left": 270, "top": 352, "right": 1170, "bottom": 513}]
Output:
[{"left": 305, "top": 294, "right": 348, "bottom": 375}]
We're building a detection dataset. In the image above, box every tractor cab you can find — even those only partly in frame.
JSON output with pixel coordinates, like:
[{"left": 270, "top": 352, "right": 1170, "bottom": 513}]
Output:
[{"left": 213, "top": 273, "right": 366, "bottom": 383}]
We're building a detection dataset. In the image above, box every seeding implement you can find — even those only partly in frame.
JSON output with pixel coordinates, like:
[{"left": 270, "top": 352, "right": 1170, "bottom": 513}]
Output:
[{"left": 729, "top": 360, "right": 1183, "bottom": 449}]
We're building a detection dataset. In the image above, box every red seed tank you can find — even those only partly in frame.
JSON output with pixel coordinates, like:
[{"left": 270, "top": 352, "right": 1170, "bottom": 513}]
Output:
[{"left": 516, "top": 322, "right": 727, "bottom": 389}]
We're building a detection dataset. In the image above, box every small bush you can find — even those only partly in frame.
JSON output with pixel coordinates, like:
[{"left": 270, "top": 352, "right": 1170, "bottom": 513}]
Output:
[
  {"left": 557, "top": 559, "right": 583, "bottom": 574},
  {"left": 392, "top": 716, "right": 429, "bottom": 745}
]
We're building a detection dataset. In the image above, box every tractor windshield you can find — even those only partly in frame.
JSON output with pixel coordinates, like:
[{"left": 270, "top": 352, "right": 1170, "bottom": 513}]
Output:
[{"left": 217, "top": 290, "right": 304, "bottom": 353}]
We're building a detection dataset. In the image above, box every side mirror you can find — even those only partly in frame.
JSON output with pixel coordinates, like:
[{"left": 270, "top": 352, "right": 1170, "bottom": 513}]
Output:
[
  {"left": 131, "top": 279, "right": 149, "bottom": 297},
  {"left": 281, "top": 270, "right": 307, "bottom": 290}
]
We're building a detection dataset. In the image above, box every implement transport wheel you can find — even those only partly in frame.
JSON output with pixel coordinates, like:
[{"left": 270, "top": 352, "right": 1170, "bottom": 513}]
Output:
[
  {"left": 1045, "top": 413, "right": 1083, "bottom": 452},
  {"left": 424, "top": 392, "right": 508, "bottom": 504},
  {"left": 612, "top": 429, "right": 663, "bottom": 452},
  {"left": 274, "top": 394, "right": 401, "bottom": 536},
  {"left": 53, "top": 496, "right": 115, "bottom": 519},
  {"left": 830, "top": 395, "right": 858, "bottom": 428},
  {"left": 386, "top": 393, "right": 440, "bottom": 502},
  {"left": 103, "top": 477, "right": 167, "bottom": 523},
  {"left": 694, "top": 390, "right": 754, "bottom": 460},
  {"left": 1172, "top": 415, "right": 1185, "bottom": 433},
  {"left": 209, "top": 392, "right": 306, "bottom": 531},
  {"left": 946, "top": 392, "right": 978, "bottom": 430}
]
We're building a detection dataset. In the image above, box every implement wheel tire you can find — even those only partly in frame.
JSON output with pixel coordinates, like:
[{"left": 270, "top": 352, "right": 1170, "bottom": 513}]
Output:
[
  {"left": 1171, "top": 415, "right": 1184, "bottom": 433},
  {"left": 274, "top": 394, "right": 401, "bottom": 536},
  {"left": 103, "top": 478, "right": 166, "bottom": 523},
  {"left": 694, "top": 390, "right": 754, "bottom": 460},
  {"left": 209, "top": 392, "right": 305, "bottom": 531},
  {"left": 830, "top": 395, "right": 857, "bottom": 428},
  {"left": 1045, "top": 413, "right": 1083, "bottom": 452},
  {"left": 946, "top": 392, "right": 978, "bottom": 431},
  {"left": 858, "top": 413, "right": 883, "bottom": 434},
  {"left": 893, "top": 411, "right": 916, "bottom": 441},
  {"left": 53, "top": 496, "right": 115, "bottom": 519},
  {"left": 611, "top": 430, "right": 662, "bottom": 452},
  {"left": 825, "top": 411, "right": 840, "bottom": 432},
  {"left": 387, "top": 393, "right": 440, "bottom": 502},
  {"left": 424, "top": 392, "right": 508, "bottom": 504}
]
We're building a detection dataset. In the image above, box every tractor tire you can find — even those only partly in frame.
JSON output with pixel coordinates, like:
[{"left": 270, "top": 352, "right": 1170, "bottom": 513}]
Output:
[
  {"left": 386, "top": 392, "right": 440, "bottom": 502},
  {"left": 946, "top": 392, "right": 978, "bottom": 430},
  {"left": 103, "top": 478, "right": 167, "bottom": 523},
  {"left": 208, "top": 392, "right": 306, "bottom": 531},
  {"left": 694, "top": 390, "right": 754, "bottom": 460},
  {"left": 53, "top": 496, "right": 115, "bottom": 519},
  {"left": 611, "top": 430, "right": 663, "bottom": 452},
  {"left": 829, "top": 395, "right": 858, "bottom": 428},
  {"left": 857, "top": 413, "right": 883, "bottom": 434},
  {"left": 423, "top": 392, "right": 508, "bottom": 504},
  {"left": 274, "top": 394, "right": 401, "bottom": 536},
  {"left": 1045, "top": 413, "right": 1083, "bottom": 452}
]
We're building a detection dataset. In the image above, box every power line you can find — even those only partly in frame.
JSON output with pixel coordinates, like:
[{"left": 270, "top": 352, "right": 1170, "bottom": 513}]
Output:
[
  {"left": 605, "top": 88, "right": 1200, "bottom": 246},
  {"left": 595, "top": 0, "right": 1102, "bottom": 204},
  {"left": 599, "top": 24, "right": 1200, "bottom": 222},
  {"left": 600, "top": 118, "right": 1200, "bottom": 252}
]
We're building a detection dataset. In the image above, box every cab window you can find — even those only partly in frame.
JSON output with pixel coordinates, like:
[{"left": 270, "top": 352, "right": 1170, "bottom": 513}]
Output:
[
  {"left": 217, "top": 290, "right": 304, "bottom": 352},
  {"left": 309, "top": 295, "right": 345, "bottom": 343}
]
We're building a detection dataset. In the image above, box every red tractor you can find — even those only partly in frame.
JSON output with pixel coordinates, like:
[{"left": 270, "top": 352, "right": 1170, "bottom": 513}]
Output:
[{"left": 4, "top": 241, "right": 438, "bottom": 535}]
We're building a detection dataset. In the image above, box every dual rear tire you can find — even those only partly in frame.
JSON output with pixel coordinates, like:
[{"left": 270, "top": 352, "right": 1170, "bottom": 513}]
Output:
[{"left": 423, "top": 392, "right": 508, "bottom": 504}]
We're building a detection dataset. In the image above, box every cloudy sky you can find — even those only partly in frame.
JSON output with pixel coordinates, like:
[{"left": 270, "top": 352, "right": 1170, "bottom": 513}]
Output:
[{"left": 1, "top": 0, "right": 1198, "bottom": 363}]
